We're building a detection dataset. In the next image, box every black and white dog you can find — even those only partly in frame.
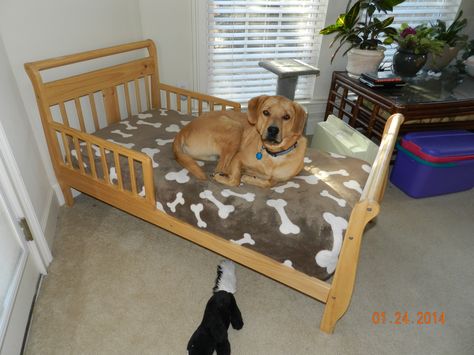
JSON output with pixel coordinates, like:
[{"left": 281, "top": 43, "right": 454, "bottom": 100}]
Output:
[{"left": 187, "top": 260, "right": 244, "bottom": 355}]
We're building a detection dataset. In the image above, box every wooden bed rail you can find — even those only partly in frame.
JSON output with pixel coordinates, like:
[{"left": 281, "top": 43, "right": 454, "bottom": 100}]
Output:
[
  {"left": 159, "top": 83, "right": 241, "bottom": 115},
  {"left": 49, "top": 121, "right": 156, "bottom": 207},
  {"left": 320, "top": 113, "right": 404, "bottom": 333}
]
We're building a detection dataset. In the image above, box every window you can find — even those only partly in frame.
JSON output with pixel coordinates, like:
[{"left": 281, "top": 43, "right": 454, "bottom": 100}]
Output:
[
  {"left": 376, "top": 0, "right": 463, "bottom": 67},
  {"left": 205, "top": 0, "right": 329, "bottom": 104}
]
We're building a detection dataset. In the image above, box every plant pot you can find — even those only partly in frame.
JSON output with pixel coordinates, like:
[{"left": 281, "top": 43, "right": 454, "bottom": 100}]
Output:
[
  {"left": 346, "top": 48, "right": 385, "bottom": 79},
  {"left": 393, "top": 49, "right": 427, "bottom": 77},
  {"left": 425, "top": 45, "right": 460, "bottom": 72}
]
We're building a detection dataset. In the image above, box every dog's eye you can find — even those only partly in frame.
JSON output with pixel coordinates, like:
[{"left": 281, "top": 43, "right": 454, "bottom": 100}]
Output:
[
  {"left": 263, "top": 110, "right": 270, "bottom": 116},
  {"left": 282, "top": 114, "right": 290, "bottom": 121}
]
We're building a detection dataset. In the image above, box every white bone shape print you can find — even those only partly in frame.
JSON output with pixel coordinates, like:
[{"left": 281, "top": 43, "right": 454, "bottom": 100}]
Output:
[
  {"left": 180, "top": 120, "right": 190, "bottom": 126},
  {"left": 119, "top": 121, "right": 137, "bottom": 130},
  {"left": 139, "top": 186, "right": 145, "bottom": 197},
  {"left": 362, "top": 164, "right": 371, "bottom": 174},
  {"left": 109, "top": 167, "right": 117, "bottom": 184},
  {"left": 138, "top": 113, "right": 152, "bottom": 119},
  {"left": 230, "top": 233, "right": 255, "bottom": 246},
  {"left": 165, "top": 124, "right": 180, "bottom": 133},
  {"left": 106, "top": 139, "right": 135, "bottom": 149},
  {"left": 317, "top": 169, "right": 349, "bottom": 179},
  {"left": 167, "top": 192, "right": 184, "bottom": 212},
  {"left": 155, "top": 138, "right": 174, "bottom": 146},
  {"left": 70, "top": 150, "right": 88, "bottom": 169},
  {"left": 221, "top": 189, "right": 255, "bottom": 202},
  {"left": 165, "top": 168, "right": 190, "bottom": 183},
  {"left": 156, "top": 201, "right": 165, "bottom": 212},
  {"left": 315, "top": 212, "right": 348, "bottom": 274},
  {"left": 111, "top": 129, "right": 133, "bottom": 138},
  {"left": 200, "top": 190, "right": 235, "bottom": 219},
  {"left": 343, "top": 180, "right": 363, "bottom": 194},
  {"left": 304, "top": 157, "right": 312, "bottom": 163},
  {"left": 271, "top": 181, "right": 300, "bottom": 193},
  {"left": 141, "top": 148, "right": 160, "bottom": 168},
  {"left": 190, "top": 203, "right": 206, "bottom": 228},
  {"left": 137, "top": 120, "right": 162, "bottom": 128},
  {"left": 266, "top": 199, "right": 300, "bottom": 235},
  {"left": 294, "top": 175, "right": 320, "bottom": 185},
  {"left": 282, "top": 260, "right": 294, "bottom": 269},
  {"left": 159, "top": 109, "right": 168, "bottom": 116},
  {"left": 320, "top": 190, "right": 347, "bottom": 207}
]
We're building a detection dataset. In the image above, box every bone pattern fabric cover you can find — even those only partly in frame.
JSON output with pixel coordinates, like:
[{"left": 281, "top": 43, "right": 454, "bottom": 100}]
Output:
[{"left": 72, "top": 109, "right": 371, "bottom": 280}]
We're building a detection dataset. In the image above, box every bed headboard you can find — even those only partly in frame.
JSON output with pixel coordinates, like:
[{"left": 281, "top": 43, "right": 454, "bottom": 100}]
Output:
[{"left": 25, "top": 39, "right": 160, "bottom": 132}]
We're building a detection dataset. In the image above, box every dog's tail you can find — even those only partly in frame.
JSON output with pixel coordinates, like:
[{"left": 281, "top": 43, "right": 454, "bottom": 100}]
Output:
[
  {"left": 172, "top": 135, "right": 207, "bottom": 180},
  {"left": 213, "top": 260, "right": 237, "bottom": 294}
]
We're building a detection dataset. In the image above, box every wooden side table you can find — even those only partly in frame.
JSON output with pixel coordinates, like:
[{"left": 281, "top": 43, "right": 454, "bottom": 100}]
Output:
[{"left": 325, "top": 71, "right": 474, "bottom": 141}]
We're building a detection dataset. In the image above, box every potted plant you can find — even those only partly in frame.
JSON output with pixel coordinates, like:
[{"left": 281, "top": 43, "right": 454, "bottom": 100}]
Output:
[
  {"left": 425, "top": 10, "right": 468, "bottom": 71},
  {"left": 320, "top": 0, "right": 405, "bottom": 78},
  {"left": 389, "top": 23, "right": 444, "bottom": 77}
]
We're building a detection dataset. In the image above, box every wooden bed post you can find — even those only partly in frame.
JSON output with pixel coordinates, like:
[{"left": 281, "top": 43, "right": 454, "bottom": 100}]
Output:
[
  {"left": 24, "top": 65, "right": 75, "bottom": 206},
  {"left": 320, "top": 200, "right": 379, "bottom": 333},
  {"left": 146, "top": 39, "right": 161, "bottom": 109}
]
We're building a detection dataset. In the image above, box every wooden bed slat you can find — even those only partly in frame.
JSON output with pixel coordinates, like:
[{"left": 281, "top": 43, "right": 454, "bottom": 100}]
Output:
[
  {"left": 59, "top": 102, "right": 70, "bottom": 127},
  {"left": 72, "top": 136, "right": 85, "bottom": 174},
  {"left": 74, "top": 98, "right": 86, "bottom": 132},
  {"left": 123, "top": 82, "right": 132, "bottom": 118},
  {"left": 61, "top": 132, "right": 72, "bottom": 167},
  {"left": 88, "top": 93, "right": 100, "bottom": 131},
  {"left": 134, "top": 79, "right": 142, "bottom": 113},
  {"left": 145, "top": 76, "right": 151, "bottom": 111},
  {"left": 113, "top": 151, "right": 124, "bottom": 190},
  {"left": 128, "top": 157, "right": 137, "bottom": 195},
  {"left": 86, "top": 142, "right": 98, "bottom": 180}
]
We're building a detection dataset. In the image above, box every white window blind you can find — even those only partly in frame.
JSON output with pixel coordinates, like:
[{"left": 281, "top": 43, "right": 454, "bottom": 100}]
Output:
[
  {"left": 376, "top": 0, "right": 463, "bottom": 68},
  {"left": 207, "top": 0, "right": 329, "bottom": 104}
]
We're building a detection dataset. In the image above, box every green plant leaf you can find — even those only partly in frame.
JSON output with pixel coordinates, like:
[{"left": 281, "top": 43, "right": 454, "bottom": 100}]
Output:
[{"left": 344, "top": 1, "right": 361, "bottom": 28}]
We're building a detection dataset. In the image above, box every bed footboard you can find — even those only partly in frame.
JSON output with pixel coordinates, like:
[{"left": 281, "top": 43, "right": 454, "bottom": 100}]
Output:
[{"left": 321, "top": 113, "right": 404, "bottom": 333}]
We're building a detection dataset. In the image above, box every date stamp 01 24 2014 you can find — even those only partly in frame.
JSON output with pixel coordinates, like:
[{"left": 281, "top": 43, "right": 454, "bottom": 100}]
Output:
[{"left": 372, "top": 311, "right": 446, "bottom": 326}]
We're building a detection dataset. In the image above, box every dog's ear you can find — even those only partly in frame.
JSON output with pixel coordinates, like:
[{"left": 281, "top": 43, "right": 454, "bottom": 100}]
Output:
[
  {"left": 292, "top": 101, "right": 307, "bottom": 135},
  {"left": 247, "top": 95, "right": 269, "bottom": 125}
]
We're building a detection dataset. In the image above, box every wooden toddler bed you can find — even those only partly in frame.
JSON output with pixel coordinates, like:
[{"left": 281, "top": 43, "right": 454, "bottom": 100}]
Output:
[{"left": 25, "top": 40, "right": 403, "bottom": 333}]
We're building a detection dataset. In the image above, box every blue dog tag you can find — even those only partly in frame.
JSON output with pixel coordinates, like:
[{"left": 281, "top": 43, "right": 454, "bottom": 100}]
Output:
[{"left": 256, "top": 152, "right": 263, "bottom": 160}]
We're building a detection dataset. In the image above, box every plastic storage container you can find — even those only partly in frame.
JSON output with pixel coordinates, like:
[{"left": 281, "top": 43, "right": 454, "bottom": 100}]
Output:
[
  {"left": 390, "top": 143, "right": 474, "bottom": 198},
  {"left": 311, "top": 115, "right": 379, "bottom": 164},
  {"left": 401, "top": 130, "right": 474, "bottom": 163}
]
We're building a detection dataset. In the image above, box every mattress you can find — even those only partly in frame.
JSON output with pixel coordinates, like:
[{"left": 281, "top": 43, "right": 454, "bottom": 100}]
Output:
[{"left": 69, "top": 109, "right": 371, "bottom": 280}]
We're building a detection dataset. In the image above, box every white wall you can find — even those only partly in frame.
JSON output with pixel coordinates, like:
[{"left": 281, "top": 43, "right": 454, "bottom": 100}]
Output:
[
  {"left": 139, "top": 0, "right": 194, "bottom": 89},
  {"left": 0, "top": 34, "right": 54, "bottom": 243},
  {"left": 0, "top": 0, "right": 143, "bottom": 210}
]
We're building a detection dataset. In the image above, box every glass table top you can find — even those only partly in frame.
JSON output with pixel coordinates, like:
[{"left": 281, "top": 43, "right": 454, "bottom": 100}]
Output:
[{"left": 354, "top": 69, "right": 474, "bottom": 105}]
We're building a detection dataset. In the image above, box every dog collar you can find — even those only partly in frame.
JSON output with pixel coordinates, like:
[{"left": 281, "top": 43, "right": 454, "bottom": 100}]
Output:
[{"left": 256, "top": 142, "right": 298, "bottom": 160}]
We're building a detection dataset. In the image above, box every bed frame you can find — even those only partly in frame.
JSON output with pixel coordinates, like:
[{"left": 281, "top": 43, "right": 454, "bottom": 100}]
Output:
[{"left": 25, "top": 39, "right": 403, "bottom": 333}]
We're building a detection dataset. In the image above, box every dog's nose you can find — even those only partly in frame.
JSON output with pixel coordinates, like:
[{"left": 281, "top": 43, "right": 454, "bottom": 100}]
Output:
[{"left": 267, "top": 126, "right": 279, "bottom": 137}]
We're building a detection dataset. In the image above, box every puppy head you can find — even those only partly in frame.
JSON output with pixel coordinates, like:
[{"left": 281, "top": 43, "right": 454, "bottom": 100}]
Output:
[{"left": 247, "top": 95, "right": 307, "bottom": 152}]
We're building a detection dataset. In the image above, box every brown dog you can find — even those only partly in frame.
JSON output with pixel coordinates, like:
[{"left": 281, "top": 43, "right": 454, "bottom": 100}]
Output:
[{"left": 172, "top": 95, "right": 307, "bottom": 187}]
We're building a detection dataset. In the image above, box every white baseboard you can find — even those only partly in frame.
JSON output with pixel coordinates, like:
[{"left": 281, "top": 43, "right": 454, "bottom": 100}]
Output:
[{"left": 40, "top": 188, "right": 60, "bottom": 250}]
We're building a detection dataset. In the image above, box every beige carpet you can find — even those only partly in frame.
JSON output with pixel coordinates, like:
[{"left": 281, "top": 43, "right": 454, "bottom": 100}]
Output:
[{"left": 25, "top": 185, "right": 474, "bottom": 355}]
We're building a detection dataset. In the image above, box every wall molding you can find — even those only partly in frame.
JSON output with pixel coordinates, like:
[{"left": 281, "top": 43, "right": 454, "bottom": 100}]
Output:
[{"left": 40, "top": 188, "right": 60, "bottom": 250}]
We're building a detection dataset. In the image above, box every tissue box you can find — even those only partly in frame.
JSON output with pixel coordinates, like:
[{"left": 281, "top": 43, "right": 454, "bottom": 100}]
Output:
[{"left": 311, "top": 115, "right": 378, "bottom": 164}]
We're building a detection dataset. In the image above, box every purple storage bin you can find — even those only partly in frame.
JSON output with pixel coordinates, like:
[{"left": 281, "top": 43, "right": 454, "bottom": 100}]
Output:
[
  {"left": 401, "top": 130, "right": 474, "bottom": 162},
  {"left": 390, "top": 144, "right": 474, "bottom": 198}
]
